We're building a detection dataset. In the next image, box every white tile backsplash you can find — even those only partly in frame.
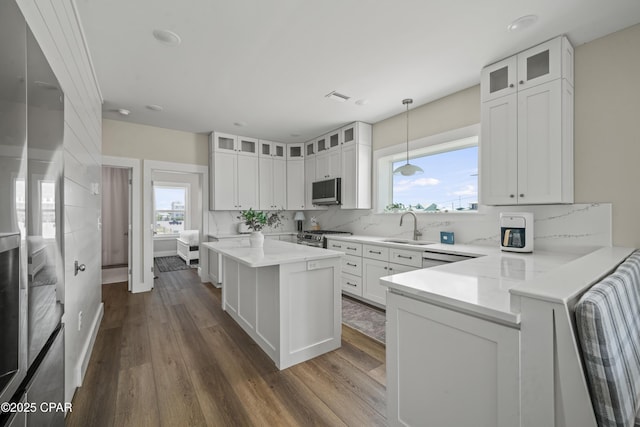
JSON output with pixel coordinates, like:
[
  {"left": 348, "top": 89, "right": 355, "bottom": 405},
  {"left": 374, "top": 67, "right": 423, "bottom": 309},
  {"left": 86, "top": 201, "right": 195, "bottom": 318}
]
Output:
[{"left": 208, "top": 203, "right": 611, "bottom": 254}]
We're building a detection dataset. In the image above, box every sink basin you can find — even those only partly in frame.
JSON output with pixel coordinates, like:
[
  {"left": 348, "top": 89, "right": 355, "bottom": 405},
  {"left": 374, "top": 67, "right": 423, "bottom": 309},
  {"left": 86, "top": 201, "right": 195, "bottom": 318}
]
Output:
[{"left": 382, "top": 239, "right": 434, "bottom": 246}]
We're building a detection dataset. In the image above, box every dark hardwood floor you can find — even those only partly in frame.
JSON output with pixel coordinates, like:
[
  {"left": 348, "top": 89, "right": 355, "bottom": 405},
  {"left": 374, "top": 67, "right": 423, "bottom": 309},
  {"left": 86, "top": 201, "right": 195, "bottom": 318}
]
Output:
[{"left": 66, "top": 268, "right": 387, "bottom": 426}]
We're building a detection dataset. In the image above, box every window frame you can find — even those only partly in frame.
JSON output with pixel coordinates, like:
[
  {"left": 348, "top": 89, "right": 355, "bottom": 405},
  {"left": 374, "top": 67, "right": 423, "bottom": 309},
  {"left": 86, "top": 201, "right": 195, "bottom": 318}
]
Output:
[
  {"left": 153, "top": 181, "right": 190, "bottom": 239},
  {"left": 373, "top": 124, "right": 480, "bottom": 213}
]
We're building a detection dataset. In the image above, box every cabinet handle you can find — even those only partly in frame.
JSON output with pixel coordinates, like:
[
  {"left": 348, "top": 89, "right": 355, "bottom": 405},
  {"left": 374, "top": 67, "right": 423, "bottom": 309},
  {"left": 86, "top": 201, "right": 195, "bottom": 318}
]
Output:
[
  {"left": 520, "top": 194, "right": 524, "bottom": 198},
  {"left": 369, "top": 250, "right": 382, "bottom": 255},
  {"left": 346, "top": 282, "right": 356, "bottom": 287},
  {"left": 333, "top": 244, "right": 342, "bottom": 248},
  {"left": 519, "top": 80, "right": 524, "bottom": 85},
  {"left": 509, "top": 83, "right": 514, "bottom": 88},
  {"left": 509, "top": 194, "right": 515, "bottom": 198},
  {"left": 346, "top": 262, "right": 357, "bottom": 267},
  {"left": 389, "top": 267, "right": 393, "bottom": 271},
  {"left": 346, "top": 247, "right": 357, "bottom": 251},
  {"left": 397, "top": 255, "right": 413, "bottom": 259},
  {"left": 384, "top": 266, "right": 388, "bottom": 270}
]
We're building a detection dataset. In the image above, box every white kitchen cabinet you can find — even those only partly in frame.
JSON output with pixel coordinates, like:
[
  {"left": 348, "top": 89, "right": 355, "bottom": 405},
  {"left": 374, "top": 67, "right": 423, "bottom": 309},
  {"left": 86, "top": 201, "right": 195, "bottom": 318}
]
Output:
[
  {"left": 481, "top": 36, "right": 573, "bottom": 102},
  {"left": 340, "top": 122, "right": 372, "bottom": 147},
  {"left": 211, "top": 150, "right": 238, "bottom": 210},
  {"left": 316, "top": 134, "right": 328, "bottom": 153},
  {"left": 363, "top": 258, "right": 415, "bottom": 306},
  {"left": 237, "top": 136, "right": 259, "bottom": 156},
  {"left": 237, "top": 154, "right": 260, "bottom": 209},
  {"left": 316, "top": 148, "right": 341, "bottom": 180},
  {"left": 287, "top": 143, "right": 304, "bottom": 160},
  {"left": 341, "top": 143, "right": 371, "bottom": 209},
  {"left": 303, "top": 156, "right": 326, "bottom": 211},
  {"left": 212, "top": 132, "right": 238, "bottom": 153},
  {"left": 259, "top": 156, "right": 286, "bottom": 210},
  {"left": 286, "top": 159, "right": 305, "bottom": 210},
  {"left": 259, "top": 140, "right": 285, "bottom": 159},
  {"left": 210, "top": 133, "right": 259, "bottom": 211},
  {"left": 386, "top": 291, "right": 520, "bottom": 427},
  {"left": 480, "top": 36, "right": 573, "bottom": 205},
  {"left": 327, "top": 129, "right": 341, "bottom": 150},
  {"left": 305, "top": 140, "right": 316, "bottom": 157}
]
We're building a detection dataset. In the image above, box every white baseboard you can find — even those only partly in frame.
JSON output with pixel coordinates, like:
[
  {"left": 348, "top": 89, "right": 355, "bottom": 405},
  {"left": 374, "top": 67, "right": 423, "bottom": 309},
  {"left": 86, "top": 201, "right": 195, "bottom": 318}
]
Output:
[
  {"left": 154, "top": 250, "right": 177, "bottom": 257},
  {"left": 75, "top": 303, "right": 104, "bottom": 389}
]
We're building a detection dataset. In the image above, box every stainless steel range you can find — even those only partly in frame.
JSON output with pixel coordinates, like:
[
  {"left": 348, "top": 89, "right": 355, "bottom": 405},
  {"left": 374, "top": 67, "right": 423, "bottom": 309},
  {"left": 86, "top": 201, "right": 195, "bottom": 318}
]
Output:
[{"left": 297, "top": 230, "right": 353, "bottom": 248}]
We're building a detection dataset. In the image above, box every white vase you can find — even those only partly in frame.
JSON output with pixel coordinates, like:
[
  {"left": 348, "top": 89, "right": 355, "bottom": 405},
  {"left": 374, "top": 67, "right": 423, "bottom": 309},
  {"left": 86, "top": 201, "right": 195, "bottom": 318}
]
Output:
[{"left": 249, "top": 231, "right": 264, "bottom": 248}]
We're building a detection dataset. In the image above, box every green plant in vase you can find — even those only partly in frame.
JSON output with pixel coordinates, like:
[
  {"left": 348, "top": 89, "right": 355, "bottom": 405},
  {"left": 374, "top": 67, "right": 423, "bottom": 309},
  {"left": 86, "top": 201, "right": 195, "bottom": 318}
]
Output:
[{"left": 238, "top": 208, "right": 283, "bottom": 247}]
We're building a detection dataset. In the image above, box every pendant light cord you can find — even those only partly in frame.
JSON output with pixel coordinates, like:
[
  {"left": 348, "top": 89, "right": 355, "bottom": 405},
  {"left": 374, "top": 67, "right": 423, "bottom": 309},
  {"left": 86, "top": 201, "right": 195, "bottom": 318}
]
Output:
[{"left": 406, "top": 101, "right": 409, "bottom": 165}]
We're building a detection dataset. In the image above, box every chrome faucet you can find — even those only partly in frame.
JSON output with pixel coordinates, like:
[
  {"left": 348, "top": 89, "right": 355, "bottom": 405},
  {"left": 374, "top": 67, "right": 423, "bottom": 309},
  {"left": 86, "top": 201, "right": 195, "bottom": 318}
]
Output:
[{"left": 400, "top": 211, "right": 422, "bottom": 241}]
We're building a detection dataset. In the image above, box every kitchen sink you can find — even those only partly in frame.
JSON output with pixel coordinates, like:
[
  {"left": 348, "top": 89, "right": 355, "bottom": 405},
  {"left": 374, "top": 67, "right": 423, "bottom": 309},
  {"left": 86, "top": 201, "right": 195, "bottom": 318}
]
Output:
[{"left": 382, "top": 239, "right": 434, "bottom": 246}]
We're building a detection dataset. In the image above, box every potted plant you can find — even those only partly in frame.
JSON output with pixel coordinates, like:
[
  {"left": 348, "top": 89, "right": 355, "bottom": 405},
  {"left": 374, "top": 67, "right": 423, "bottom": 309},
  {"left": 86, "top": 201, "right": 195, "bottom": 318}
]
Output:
[{"left": 238, "top": 208, "right": 283, "bottom": 248}]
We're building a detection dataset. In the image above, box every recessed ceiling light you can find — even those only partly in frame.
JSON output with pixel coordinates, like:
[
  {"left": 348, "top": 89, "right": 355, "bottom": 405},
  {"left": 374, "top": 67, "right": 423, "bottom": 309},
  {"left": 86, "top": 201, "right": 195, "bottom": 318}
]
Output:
[
  {"left": 234, "top": 121, "right": 247, "bottom": 127},
  {"left": 117, "top": 108, "right": 131, "bottom": 116},
  {"left": 152, "top": 29, "right": 182, "bottom": 46},
  {"left": 507, "top": 15, "right": 538, "bottom": 32},
  {"left": 325, "top": 91, "right": 350, "bottom": 102},
  {"left": 355, "top": 99, "right": 369, "bottom": 106},
  {"left": 146, "top": 104, "right": 163, "bottom": 112}
]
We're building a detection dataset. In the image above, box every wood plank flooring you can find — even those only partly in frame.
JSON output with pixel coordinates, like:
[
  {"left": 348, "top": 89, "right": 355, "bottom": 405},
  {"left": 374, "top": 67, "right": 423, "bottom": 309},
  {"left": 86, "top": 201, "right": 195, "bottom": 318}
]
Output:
[{"left": 66, "top": 268, "right": 387, "bottom": 427}]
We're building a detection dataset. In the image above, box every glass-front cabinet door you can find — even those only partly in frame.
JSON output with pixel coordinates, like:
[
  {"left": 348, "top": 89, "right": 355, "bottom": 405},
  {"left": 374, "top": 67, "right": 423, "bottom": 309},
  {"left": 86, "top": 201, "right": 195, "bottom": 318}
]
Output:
[
  {"left": 317, "top": 135, "right": 328, "bottom": 153},
  {"left": 259, "top": 140, "right": 273, "bottom": 157},
  {"left": 341, "top": 123, "right": 356, "bottom": 145},
  {"left": 481, "top": 56, "right": 517, "bottom": 102},
  {"left": 305, "top": 140, "right": 316, "bottom": 157},
  {"left": 287, "top": 143, "right": 304, "bottom": 160},
  {"left": 212, "top": 132, "right": 237, "bottom": 152},
  {"left": 517, "top": 37, "right": 563, "bottom": 90},
  {"left": 273, "top": 142, "right": 285, "bottom": 159},
  {"left": 328, "top": 129, "right": 341, "bottom": 150},
  {"left": 237, "top": 136, "right": 258, "bottom": 156}
]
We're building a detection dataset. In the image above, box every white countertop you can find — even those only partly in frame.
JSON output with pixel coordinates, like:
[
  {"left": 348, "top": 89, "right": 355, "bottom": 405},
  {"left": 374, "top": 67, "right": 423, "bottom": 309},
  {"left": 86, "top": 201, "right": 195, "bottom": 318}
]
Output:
[
  {"left": 208, "top": 231, "right": 297, "bottom": 240},
  {"left": 329, "top": 235, "right": 589, "bottom": 326},
  {"left": 202, "top": 239, "right": 342, "bottom": 268}
]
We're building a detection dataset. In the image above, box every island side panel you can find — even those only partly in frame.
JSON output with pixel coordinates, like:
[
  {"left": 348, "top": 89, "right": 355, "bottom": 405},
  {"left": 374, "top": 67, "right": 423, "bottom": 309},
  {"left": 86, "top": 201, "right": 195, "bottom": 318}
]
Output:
[{"left": 279, "top": 257, "right": 342, "bottom": 370}]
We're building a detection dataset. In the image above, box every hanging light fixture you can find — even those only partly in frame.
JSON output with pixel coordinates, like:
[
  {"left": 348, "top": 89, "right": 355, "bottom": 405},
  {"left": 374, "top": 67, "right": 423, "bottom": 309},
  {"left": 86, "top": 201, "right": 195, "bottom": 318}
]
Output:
[{"left": 393, "top": 98, "right": 424, "bottom": 176}]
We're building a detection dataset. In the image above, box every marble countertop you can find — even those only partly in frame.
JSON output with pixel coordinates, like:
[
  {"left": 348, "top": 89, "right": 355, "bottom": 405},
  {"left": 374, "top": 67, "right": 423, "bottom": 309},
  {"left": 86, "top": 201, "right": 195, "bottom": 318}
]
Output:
[
  {"left": 202, "top": 239, "right": 342, "bottom": 268},
  {"left": 208, "top": 231, "right": 297, "bottom": 240}
]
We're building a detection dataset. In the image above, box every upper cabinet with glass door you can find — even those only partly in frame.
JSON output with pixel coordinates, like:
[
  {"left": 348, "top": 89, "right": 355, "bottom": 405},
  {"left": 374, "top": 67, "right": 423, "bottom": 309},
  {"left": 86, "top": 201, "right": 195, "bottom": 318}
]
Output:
[
  {"left": 212, "top": 132, "right": 238, "bottom": 153},
  {"left": 481, "top": 36, "right": 573, "bottom": 102},
  {"left": 340, "top": 122, "right": 372, "bottom": 147},
  {"left": 259, "top": 140, "right": 286, "bottom": 159},
  {"left": 237, "top": 136, "right": 259, "bottom": 156},
  {"left": 287, "top": 143, "right": 304, "bottom": 160}
]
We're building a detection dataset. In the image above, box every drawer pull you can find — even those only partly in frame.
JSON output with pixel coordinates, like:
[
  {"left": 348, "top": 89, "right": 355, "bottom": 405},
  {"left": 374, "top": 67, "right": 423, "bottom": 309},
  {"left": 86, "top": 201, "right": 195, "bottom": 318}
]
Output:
[
  {"left": 347, "top": 246, "right": 357, "bottom": 251},
  {"left": 333, "top": 244, "right": 342, "bottom": 248},
  {"left": 369, "top": 250, "right": 382, "bottom": 254},
  {"left": 397, "top": 255, "right": 413, "bottom": 259},
  {"left": 346, "top": 262, "right": 357, "bottom": 267},
  {"left": 346, "top": 282, "right": 356, "bottom": 287}
]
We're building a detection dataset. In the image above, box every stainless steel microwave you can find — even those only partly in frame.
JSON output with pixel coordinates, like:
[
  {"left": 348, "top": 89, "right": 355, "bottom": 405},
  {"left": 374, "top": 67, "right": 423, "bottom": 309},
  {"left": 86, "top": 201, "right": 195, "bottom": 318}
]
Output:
[{"left": 312, "top": 178, "right": 341, "bottom": 205}]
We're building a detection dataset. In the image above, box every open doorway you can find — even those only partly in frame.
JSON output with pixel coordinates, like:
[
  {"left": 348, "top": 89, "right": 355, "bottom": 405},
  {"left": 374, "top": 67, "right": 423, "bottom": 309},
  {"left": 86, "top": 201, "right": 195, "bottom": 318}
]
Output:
[
  {"left": 102, "top": 156, "right": 141, "bottom": 292},
  {"left": 101, "top": 166, "right": 131, "bottom": 287}
]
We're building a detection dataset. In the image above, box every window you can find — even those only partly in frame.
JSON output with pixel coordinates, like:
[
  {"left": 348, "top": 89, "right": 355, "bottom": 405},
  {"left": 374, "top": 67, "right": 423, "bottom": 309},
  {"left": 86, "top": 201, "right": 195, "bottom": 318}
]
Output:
[
  {"left": 376, "top": 127, "right": 479, "bottom": 213},
  {"left": 40, "top": 181, "right": 56, "bottom": 239},
  {"left": 153, "top": 183, "right": 189, "bottom": 237}
]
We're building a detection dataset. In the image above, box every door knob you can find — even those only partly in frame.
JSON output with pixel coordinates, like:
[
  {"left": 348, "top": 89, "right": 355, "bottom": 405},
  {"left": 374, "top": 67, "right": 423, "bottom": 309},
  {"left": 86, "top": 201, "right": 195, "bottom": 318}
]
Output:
[{"left": 74, "top": 261, "right": 86, "bottom": 276}]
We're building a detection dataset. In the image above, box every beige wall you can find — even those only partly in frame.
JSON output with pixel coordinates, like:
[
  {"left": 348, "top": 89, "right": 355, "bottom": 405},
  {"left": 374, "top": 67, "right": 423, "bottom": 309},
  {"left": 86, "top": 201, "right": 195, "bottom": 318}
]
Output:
[
  {"left": 574, "top": 24, "right": 640, "bottom": 248},
  {"left": 372, "top": 85, "right": 480, "bottom": 150},
  {"left": 103, "top": 119, "right": 209, "bottom": 165}
]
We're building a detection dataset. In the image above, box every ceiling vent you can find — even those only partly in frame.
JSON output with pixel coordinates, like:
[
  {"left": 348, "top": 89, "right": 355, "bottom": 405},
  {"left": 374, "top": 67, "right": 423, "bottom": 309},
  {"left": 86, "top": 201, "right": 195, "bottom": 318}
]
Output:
[{"left": 325, "top": 91, "right": 350, "bottom": 102}]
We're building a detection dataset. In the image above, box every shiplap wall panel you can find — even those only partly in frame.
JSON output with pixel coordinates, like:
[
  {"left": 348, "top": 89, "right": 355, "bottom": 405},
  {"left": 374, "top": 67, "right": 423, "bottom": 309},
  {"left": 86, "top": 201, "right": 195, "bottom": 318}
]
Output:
[{"left": 16, "top": 0, "right": 103, "bottom": 404}]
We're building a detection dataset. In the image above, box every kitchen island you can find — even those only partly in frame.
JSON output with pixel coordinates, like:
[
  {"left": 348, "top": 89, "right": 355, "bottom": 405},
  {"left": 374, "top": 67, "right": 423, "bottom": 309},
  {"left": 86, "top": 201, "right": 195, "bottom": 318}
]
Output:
[{"left": 202, "top": 239, "right": 343, "bottom": 369}]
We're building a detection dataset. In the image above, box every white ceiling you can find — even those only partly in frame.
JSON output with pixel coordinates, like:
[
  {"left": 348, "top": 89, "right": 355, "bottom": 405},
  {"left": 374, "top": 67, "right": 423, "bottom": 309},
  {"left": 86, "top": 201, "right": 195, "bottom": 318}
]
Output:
[{"left": 76, "top": 0, "right": 640, "bottom": 143}]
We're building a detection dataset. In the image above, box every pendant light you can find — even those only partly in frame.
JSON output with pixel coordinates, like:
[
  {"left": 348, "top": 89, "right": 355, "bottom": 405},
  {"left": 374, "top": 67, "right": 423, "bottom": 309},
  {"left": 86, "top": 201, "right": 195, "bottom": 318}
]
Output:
[{"left": 393, "top": 98, "right": 423, "bottom": 176}]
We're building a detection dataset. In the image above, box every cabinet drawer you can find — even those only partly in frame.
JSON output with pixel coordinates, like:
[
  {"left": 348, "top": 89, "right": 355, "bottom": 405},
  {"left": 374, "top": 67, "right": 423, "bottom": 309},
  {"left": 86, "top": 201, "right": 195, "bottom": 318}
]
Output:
[
  {"left": 341, "top": 274, "right": 362, "bottom": 296},
  {"left": 328, "top": 240, "right": 362, "bottom": 256},
  {"left": 363, "top": 244, "right": 389, "bottom": 261},
  {"left": 389, "top": 248, "right": 422, "bottom": 268},
  {"left": 342, "top": 255, "right": 362, "bottom": 276}
]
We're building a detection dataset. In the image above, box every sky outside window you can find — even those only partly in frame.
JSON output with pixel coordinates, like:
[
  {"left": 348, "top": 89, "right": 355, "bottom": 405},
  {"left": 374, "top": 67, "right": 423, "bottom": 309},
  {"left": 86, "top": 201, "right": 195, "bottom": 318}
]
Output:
[{"left": 392, "top": 146, "right": 478, "bottom": 211}]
